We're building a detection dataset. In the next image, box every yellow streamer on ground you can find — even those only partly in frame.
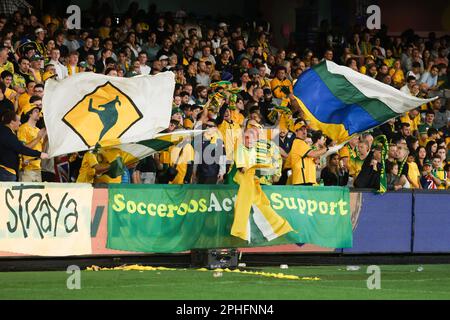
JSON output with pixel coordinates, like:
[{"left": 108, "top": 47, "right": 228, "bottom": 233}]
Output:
[{"left": 85, "top": 265, "right": 320, "bottom": 281}]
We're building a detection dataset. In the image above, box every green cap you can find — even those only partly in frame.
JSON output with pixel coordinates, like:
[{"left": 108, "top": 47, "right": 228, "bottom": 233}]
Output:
[
  {"left": 418, "top": 124, "right": 429, "bottom": 134},
  {"left": 171, "top": 108, "right": 182, "bottom": 116},
  {"left": 30, "top": 54, "right": 42, "bottom": 62},
  {"left": 423, "top": 159, "right": 432, "bottom": 166}
]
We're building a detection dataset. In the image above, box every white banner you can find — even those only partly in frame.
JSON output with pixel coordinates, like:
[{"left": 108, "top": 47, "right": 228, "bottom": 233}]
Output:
[
  {"left": 43, "top": 72, "right": 175, "bottom": 157},
  {"left": 0, "top": 182, "right": 93, "bottom": 256}
]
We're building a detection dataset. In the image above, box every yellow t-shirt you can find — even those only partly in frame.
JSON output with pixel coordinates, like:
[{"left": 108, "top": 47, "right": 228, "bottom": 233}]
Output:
[
  {"left": 98, "top": 26, "right": 111, "bottom": 39},
  {"left": 432, "top": 168, "right": 447, "bottom": 190},
  {"left": 159, "top": 150, "right": 171, "bottom": 165},
  {"left": 17, "top": 123, "right": 42, "bottom": 171},
  {"left": 407, "top": 161, "right": 421, "bottom": 189},
  {"left": 169, "top": 143, "right": 195, "bottom": 184},
  {"left": 231, "top": 110, "right": 245, "bottom": 127},
  {"left": 286, "top": 138, "right": 316, "bottom": 185},
  {"left": 0, "top": 61, "right": 14, "bottom": 75},
  {"left": 5, "top": 87, "right": 17, "bottom": 105},
  {"left": 389, "top": 68, "right": 405, "bottom": 87},
  {"left": 384, "top": 58, "right": 396, "bottom": 68},
  {"left": 18, "top": 93, "right": 31, "bottom": 116},
  {"left": 218, "top": 120, "right": 242, "bottom": 162},
  {"left": 339, "top": 145, "right": 351, "bottom": 159},
  {"left": 270, "top": 78, "right": 293, "bottom": 99},
  {"left": 348, "top": 156, "right": 364, "bottom": 178},
  {"left": 400, "top": 113, "right": 421, "bottom": 133},
  {"left": 76, "top": 152, "right": 99, "bottom": 183},
  {"left": 259, "top": 77, "right": 271, "bottom": 89}
]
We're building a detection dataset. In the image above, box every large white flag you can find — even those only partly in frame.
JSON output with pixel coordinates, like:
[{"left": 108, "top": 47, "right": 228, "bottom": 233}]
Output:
[{"left": 43, "top": 72, "right": 175, "bottom": 157}]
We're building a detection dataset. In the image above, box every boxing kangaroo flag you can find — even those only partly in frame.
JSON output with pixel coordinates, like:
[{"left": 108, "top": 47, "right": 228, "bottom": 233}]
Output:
[{"left": 43, "top": 72, "right": 175, "bottom": 157}]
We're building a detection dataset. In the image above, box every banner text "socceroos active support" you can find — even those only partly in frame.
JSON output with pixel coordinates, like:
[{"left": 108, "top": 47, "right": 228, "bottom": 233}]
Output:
[{"left": 111, "top": 191, "right": 348, "bottom": 217}]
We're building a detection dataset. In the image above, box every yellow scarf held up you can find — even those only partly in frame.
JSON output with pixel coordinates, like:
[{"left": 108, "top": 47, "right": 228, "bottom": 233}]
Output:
[{"left": 232, "top": 165, "right": 294, "bottom": 241}]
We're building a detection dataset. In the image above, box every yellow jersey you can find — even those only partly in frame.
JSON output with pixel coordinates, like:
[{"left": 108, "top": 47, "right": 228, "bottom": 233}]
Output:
[
  {"left": 17, "top": 122, "right": 42, "bottom": 171},
  {"left": 0, "top": 60, "right": 14, "bottom": 75},
  {"left": 18, "top": 93, "right": 31, "bottom": 116},
  {"left": 270, "top": 78, "right": 293, "bottom": 99},
  {"left": 231, "top": 110, "right": 245, "bottom": 127},
  {"left": 407, "top": 161, "right": 421, "bottom": 189},
  {"left": 432, "top": 168, "right": 447, "bottom": 190},
  {"left": 286, "top": 138, "right": 316, "bottom": 185},
  {"left": 389, "top": 68, "right": 405, "bottom": 87},
  {"left": 5, "top": 87, "right": 17, "bottom": 105},
  {"left": 218, "top": 120, "right": 242, "bottom": 162},
  {"left": 169, "top": 143, "right": 195, "bottom": 184},
  {"left": 348, "top": 156, "right": 364, "bottom": 178},
  {"left": 400, "top": 113, "right": 421, "bottom": 133}
]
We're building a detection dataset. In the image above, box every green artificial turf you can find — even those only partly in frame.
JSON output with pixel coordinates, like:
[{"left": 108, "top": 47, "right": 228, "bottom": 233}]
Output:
[{"left": 0, "top": 264, "right": 450, "bottom": 300}]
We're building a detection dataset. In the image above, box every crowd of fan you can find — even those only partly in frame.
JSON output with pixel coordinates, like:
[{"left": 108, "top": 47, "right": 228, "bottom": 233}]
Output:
[{"left": 0, "top": 5, "right": 449, "bottom": 190}]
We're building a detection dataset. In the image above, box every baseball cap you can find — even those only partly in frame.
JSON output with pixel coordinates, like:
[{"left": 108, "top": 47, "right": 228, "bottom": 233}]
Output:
[
  {"left": 42, "top": 70, "right": 57, "bottom": 82},
  {"left": 35, "top": 28, "right": 45, "bottom": 34},
  {"left": 423, "top": 159, "right": 432, "bottom": 166},
  {"left": 293, "top": 119, "right": 307, "bottom": 131},
  {"left": 171, "top": 108, "right": 182, "bottom": 115},
  {"left": 159, "top": 55, "right": 169, "bottom": 61},
  {"left": 22, "top": 103, "right": 41, "bottom": 115},
  {"left": 78, "top": 61, "right": 88, "bottom": 68},
  {"left": 30, "top": 54, "right": 42, "bottom": 62},
  {"left": 418, "top": 124, "right": 429, "bottom": 135}
]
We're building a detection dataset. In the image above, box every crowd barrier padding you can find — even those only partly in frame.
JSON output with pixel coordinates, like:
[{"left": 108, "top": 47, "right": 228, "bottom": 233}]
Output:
[
  {"left": 0, "top": 184, "right": 449, "bottom": 257},
  {"left": 343, "top": 192, "right": 413, "bottom": 254},
  {"left": 413, "top": 192, "right": 450, "bottom": 253}
]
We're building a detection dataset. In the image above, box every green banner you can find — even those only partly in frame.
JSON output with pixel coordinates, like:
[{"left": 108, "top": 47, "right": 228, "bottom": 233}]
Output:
[{"left": 107, "top": 185, "right": 352, "bottom": 252}]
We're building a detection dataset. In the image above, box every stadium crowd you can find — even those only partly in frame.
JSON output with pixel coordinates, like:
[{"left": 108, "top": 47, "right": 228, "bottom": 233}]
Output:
[{"left": 0, "top": 2, "right": 449, "bottom": 190}]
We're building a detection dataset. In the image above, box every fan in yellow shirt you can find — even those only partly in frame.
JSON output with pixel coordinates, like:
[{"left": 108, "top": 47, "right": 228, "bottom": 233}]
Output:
[
  {"left": 0, "top": 59, "right": 14, "bottom": 76},
  {"left": 168, "top": 141, "right": 195, "bottom": 184},
  {"left": 17, "top": 105, "right": 46, "bottom": 182},
  {"left": 400, "top": 109, "right": 421, "bottom": 134},
  {"left": 270, "top": 66, "right": 293, "bottom": 99},
  {"left": 407, "top": 154, "right": 421, "bottom": 189},
  {"left": 389, "top": 60, "right": 405, "bottom": 88},
  {"left": 285, "top": 120, "right": 328, "bottom": 185},
  {"left": 217, "top": 107, "right": 242, "bottom": 166},
  {"left": 17, "top": 81, "right": 36, "bottom": 116}
]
